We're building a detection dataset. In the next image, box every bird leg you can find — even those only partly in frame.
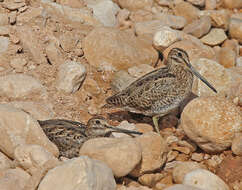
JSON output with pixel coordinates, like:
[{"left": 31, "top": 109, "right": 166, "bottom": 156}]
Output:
[{"left": 152, "top": 115, "right": 162, "bottom": 135}]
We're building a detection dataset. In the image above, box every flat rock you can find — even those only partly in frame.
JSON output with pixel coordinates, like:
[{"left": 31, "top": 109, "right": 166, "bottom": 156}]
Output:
[
  {"left": 0, "top": 74, "right": 46, "bottom": 99},
  {"left": 128, "top": 64, "right": 154, "bottom": 78},
  {"left": 87, "top": 0, "right": 120, "bottom": 27},
  {"left": 79, "top": 137, "right": 142, "bottom": 177},
  {"left": 183, "top": 16, "right": 211, "bottom": 38},
  {"left": 0, "top": 36, "right": 9, "bottom": 54},
  {"left": 0, "top": 168, "right": 30, "bottom": 190},
  {"left": 201, "top": 28, "right": 227, "bottom": 46},
  {"left": 83, "top": 27, "right": 158, "bottom": 71},
  {"left": 0, "top": 13, "right": 9, "bottom": 26},
  {"left": 181, "top": 96, "right": 242, "bottom": 153},
  {"left": 0, "top": 26, "right": 9, "bottom": 36},
  {"left": 38, "top": 156, "right": 116, "bottom": 190},
  {"left": 45, "top": 42, "right": 65, "bottom": 65},
  {"left": 183, "top": 169, "right": 229, "bottom": 190},
  {"left": 173, "top": 161, "right": 206, "bottom": 183},
  {"left": 111, "top": 70, "right": 135, "bottom": 92},
  {"left": 9, "top": 57, "right": 27, "bottom": 72},
  {"left": 130, "top": 132, "right": 167, "bottom": 177},
  {"left": 56, "top": 61, "right": 86, "bottom": 93},
  {"left": 0, "top": 104, "right": 59, "bottom": 158}
]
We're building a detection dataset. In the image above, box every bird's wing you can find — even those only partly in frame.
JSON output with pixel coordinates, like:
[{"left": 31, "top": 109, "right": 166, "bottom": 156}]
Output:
[{"left": 106, "top": 67, "right": 176, "bottom": 111}]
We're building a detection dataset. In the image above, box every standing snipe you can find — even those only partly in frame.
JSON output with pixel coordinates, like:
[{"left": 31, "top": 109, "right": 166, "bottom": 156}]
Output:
[
  {"left": 104, "top": 48, "right": 217, "bottom": 134},
  {"left": 38, "top": 116, "right": 142, "bottom": 158}
]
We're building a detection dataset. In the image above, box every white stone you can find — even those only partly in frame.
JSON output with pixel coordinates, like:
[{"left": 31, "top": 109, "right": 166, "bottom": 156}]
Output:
[
  {"left": 0, "top": 36, "right": 9, "bottom": 53},
  {"left": 183, "top": 169, "right": 230, "bottom": 190},
  {"left": 0, "top": 74, "right": 46, "bottom": 99},
  {"left": 153, "top": 26, "right": 181, "bottom": 50},
  {"left": 38, "top": 156, "right": 116, "bottom": 190},
  {"left": 87, "top": 0, "right": 120, "bottom": 27},
  {"left": 56, "top": 61, "right": 86, "bottom": 93}
]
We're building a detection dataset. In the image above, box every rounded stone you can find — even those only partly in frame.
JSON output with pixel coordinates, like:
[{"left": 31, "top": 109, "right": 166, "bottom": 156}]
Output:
[
  {"left": 183, "top": 169, "right": 230, "bottom": 190},
  {"left": 181, "top": 96, "right": 242, "bottom": 153},
  {"left": 200, "top": 28, "right": 227, "bottom": 46}
]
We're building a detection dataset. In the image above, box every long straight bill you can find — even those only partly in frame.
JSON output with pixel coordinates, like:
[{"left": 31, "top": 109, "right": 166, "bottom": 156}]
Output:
[
  {"left": 189, "top": 66, "right": 217, "bottom": 93},
  {"left": 107, "top": 126, "right": 143, "bottom": 135}
]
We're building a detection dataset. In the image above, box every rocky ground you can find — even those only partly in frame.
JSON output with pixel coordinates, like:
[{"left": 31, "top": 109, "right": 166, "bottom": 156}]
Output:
[{"left": 0, "top": 0, "right": 241, "bottom": 189}]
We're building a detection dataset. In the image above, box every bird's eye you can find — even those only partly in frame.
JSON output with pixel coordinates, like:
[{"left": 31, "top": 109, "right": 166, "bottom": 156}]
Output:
[
  {"left": 178, "top": 52, "right": 182, "bottom": 57},
  {"left": 95, "top": 120, "right": 101, "bottom": 124}
]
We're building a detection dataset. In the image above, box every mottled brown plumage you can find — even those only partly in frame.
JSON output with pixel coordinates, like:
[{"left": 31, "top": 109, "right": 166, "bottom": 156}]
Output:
[
  {"left": 105, "top": 48, "right": 217, "bottom": 133},
  {"left": 38, "top": 116, "right": 142, "bottom": 158}
]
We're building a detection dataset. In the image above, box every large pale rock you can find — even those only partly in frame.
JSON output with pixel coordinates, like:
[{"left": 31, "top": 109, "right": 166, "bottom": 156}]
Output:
[
  {"left": 0, "top": 74, "right": 46, "bottom": 99},
  {"left": 14, "top": 144, "right": 58, "bottom": 173},
  {"left": 45, "top": 42, "right": 65, "bottom": 65},
  {"left": 183, "top": 169, "right": 229, "bottom": 190},
  {"left": 38, "top": 156, "right": 116, "bottom": 190},
  {"left": 181, "top": 97, "right": 242, "bottom": 153},
  {"left": 128, "top": 64, "right": 154, "bottom": 78},
  {"left": 173, "top": 1, "right": 200, "bottom": 23},
  {"left": 83, "top": 27, "right": 158, "bottom": 71},
  {"left": 79, "top": 137, "right": 142, "bottom": 177},
  {"left": 192, "top": 58, "right": 230, "bottom": 97},
  {"left": 0, "top": 36, "right": 9, "bottom": 54},
  {"left": 163, "top": 184, "right": 202, "bottom": 190},
  {"left": 56, "top": 61, "right": 86, "bottom": 93},
  {"left": 200, "top": 28, "right": 227, "bottom": 46},
  {"left": 111, "top": 70, "right": 135, "bottom": 92},
  {"left": 153, "top": 26, "right": 181, "bottom": 50},
  {"left": 0, "top": 152, "right": 13, "bottom": 171},
  {"left": 117, "top": 0, "right": 153, "bottom": 11},
  {"left": 173, "top": 161, "right": 206, "bottom": 183},
  {"left": 0, "top": 13, "right": 9, "bottom": 26},
  {"left": 87, "top": 0, "right": 120, "bottom": 27},
  {"left": 0, "top": 168, "right": 30, "bottom": 190},
  {"left": 0, "top": 105, "right": 59, "bottom": 158},
  {"left": 3, "top": 101, "right": 54, "bottom": 120},
  {"left": 130, "top": 132, "right": 167, "bottom": 177},
  {"left": 183, "top": 16, "right": 211, "bottom": 38}
]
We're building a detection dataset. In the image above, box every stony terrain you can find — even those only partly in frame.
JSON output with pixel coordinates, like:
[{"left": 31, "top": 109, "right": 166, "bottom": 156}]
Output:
[{"left": 0, "top": 0, "right": 241, "bottom": 190}]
